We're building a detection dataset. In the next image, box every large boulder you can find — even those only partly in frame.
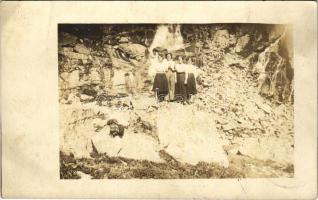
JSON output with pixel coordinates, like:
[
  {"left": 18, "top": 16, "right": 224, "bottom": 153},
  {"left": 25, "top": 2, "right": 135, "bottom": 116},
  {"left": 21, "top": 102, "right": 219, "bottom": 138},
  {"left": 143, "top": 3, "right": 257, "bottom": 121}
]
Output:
[
  {"left": 156, "top": 104, "right": 229, "bottom": 167},
  {"left": 59, "top": 107, "right": 98, "bottom": 158},
  {"left": 91, "top": 130, "right": 163, "bottom": 162},
  {"left": 234, "top": 136, "right": 293, "bottom": 164}
]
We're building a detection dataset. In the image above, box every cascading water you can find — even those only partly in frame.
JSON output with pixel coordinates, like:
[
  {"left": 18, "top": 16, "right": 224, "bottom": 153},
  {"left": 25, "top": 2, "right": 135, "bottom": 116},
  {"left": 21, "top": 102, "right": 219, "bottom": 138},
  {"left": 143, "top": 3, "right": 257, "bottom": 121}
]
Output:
[
  {"left": 150, "top": 24, "right": 184, "bottom": 52},
  {"left": 254, "top": 29, "right": 286, "bottom": 74}
]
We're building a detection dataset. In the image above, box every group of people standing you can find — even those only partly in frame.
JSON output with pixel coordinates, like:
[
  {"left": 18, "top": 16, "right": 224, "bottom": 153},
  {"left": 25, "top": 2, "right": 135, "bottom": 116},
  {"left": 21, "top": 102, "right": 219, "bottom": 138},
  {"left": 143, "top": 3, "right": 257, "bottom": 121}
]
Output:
[{"left": 148, "top": 49, "right": 199, "bottom": 103}]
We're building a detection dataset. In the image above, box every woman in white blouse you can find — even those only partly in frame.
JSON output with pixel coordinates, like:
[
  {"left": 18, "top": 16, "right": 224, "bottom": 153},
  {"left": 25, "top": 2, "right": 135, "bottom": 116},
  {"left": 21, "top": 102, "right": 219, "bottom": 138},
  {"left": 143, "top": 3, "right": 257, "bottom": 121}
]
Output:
[
  {"left": 149, "top": 48, "right": 159, "bottom": 65},
  {"left": 174, "top": 55, "right": 188, "bottom": 103},
  {"left": 185, "top": 57, "right": 198, "bottom": 99},
  {"left": 148, "top": 54, "right": 168, "bottom": 101}
]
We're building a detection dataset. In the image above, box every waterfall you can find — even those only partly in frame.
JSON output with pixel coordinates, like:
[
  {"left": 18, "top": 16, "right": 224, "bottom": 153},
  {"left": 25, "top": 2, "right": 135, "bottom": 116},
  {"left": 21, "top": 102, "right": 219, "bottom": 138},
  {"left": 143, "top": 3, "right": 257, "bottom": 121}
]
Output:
[
  {"left": 150, "top": 24, "right": 184, "bottom": 52},
  {"left": 254, "top": 29, "right": 287, "bottom": 74}
]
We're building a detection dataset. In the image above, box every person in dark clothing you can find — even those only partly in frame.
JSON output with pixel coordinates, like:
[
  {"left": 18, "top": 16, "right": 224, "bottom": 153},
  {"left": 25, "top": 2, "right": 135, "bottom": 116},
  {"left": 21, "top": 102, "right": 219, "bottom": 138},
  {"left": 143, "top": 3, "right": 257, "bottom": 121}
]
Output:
[
  {"left": 149, "top": 54, "right": 169, "bottom": 101},
  {"left": 174, "top": 55, "right": 188, "bottom": 103},
  {"left": 185, "top": 57, "right": 198, "bottom": 100}
]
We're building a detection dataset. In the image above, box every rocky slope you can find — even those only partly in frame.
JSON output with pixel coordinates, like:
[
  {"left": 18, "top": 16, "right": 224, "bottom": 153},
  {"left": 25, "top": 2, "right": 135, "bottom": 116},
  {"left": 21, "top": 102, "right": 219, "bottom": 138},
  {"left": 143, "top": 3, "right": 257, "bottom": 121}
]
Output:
[{"left": 59, "top": 24, "right": 294, "bottom": 178}]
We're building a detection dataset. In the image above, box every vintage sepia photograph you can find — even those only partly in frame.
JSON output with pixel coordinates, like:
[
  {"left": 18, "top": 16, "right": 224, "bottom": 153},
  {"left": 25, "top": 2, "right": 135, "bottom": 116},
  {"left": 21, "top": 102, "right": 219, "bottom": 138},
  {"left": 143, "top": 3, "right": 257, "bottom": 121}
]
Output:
[
  {"left": 58, "top": 23, "right": 294, "bottom": 179},
  {"left": 2, "top": 1, "right": 317, "bottom": 198}
]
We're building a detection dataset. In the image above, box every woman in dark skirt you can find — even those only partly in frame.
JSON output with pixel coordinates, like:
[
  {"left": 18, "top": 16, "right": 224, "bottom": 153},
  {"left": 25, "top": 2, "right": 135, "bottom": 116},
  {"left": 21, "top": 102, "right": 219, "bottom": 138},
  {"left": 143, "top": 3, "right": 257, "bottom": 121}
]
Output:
[
  {"left": 186, "top": 57, "right": 197, "bottom": 100},
  {"left": 174, "top": 55, "right": 188, "bottom": 103},
  {"left": 149, "top": 54, "right": 168, "bottom": 101}
]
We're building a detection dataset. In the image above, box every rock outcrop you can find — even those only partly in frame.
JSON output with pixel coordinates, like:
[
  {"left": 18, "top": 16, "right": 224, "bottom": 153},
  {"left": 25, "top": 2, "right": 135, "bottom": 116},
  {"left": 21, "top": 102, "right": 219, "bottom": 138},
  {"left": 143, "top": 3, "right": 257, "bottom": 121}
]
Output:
[{"left": 157, "top": 104, "right": 229, "bottom": 167}]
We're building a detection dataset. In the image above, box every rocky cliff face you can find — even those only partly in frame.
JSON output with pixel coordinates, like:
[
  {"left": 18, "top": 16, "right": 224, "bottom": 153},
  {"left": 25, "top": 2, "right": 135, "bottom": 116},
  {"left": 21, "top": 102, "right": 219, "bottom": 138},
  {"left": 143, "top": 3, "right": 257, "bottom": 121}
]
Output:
[
  {"left": 59, "top": 24, "right": 293, "bottom": 101},
  {"left": 59, "top": 24, "right": 294, "bottom": 179}
]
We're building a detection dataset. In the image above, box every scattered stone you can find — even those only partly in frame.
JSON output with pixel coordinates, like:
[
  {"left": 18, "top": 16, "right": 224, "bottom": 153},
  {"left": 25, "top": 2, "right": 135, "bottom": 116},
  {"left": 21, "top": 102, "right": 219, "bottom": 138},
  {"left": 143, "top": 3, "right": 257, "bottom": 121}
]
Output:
[
  {"left": 255, "top": 101, "right": 272, "bottom": 114},
  {"left": 80, "top": 94, "right": 94, "bottom": 102}
]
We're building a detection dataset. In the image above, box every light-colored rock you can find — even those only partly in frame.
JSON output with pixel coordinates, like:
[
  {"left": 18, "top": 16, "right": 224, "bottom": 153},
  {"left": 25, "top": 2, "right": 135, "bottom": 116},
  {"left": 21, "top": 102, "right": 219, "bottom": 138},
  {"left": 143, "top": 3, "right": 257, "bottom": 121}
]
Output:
[
  {"left": 111, "top": 70, "right": 128, "bottom": 93},
  {"left": 235, "top": 34, "right": 250, "bottom": 52},
  {"left": 119, "top": 43, "right": 146, "bottom": 56},
  {"left": 68, "top": 70, "right": 81, "bottom": 88},
  {"left": 237, "top": 136, "right": 293, "bottom": 164},
  {"left": 157, "top": 105, "right": 229, "bottom": 167},
  {"left": 60, "top": 51, "right": 89, "bottom": 60},
  {"left": 92, "top": 131, "right": 163, "bottom": 162},
  {"left": 60, "top": 70, "right": 81, "bottom": 89},
  {"left": 118, "top": 37, "right": 129, "bottom": 43},
  {"left": 60, "top": 122, "right": 94, "bottom": 158},
  {"left": 255, "top": 101, "right": 272, "bottom": 114},
  {"left": 90, "top": 67, "right": 102, "bottom": 84},
  {"left": 77, "top": 171, "right": 92, "bottom": 180},
  {"left": 102, "top": 68, "right": 113, "bottom": 89},
  {"left": 131, "top": 96, "right": 156, "bottom": 110},
  {"left": 74, "top": 44, "right": 90, "bottom": 54},
  {"left": 80, "top": 94, "right": 94, "bottom": 101},
  {"left": 112, "top": 70, "right": 126, "bottom": 86},
  {"left": 58, "top": 47, "right": 74, "bottom": 55},
  {"left": 107, "top": 111, "right": 130, "bottom": 126},
  {"left": 222, "top": 123, "right": 237, "bottom": 131}
]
